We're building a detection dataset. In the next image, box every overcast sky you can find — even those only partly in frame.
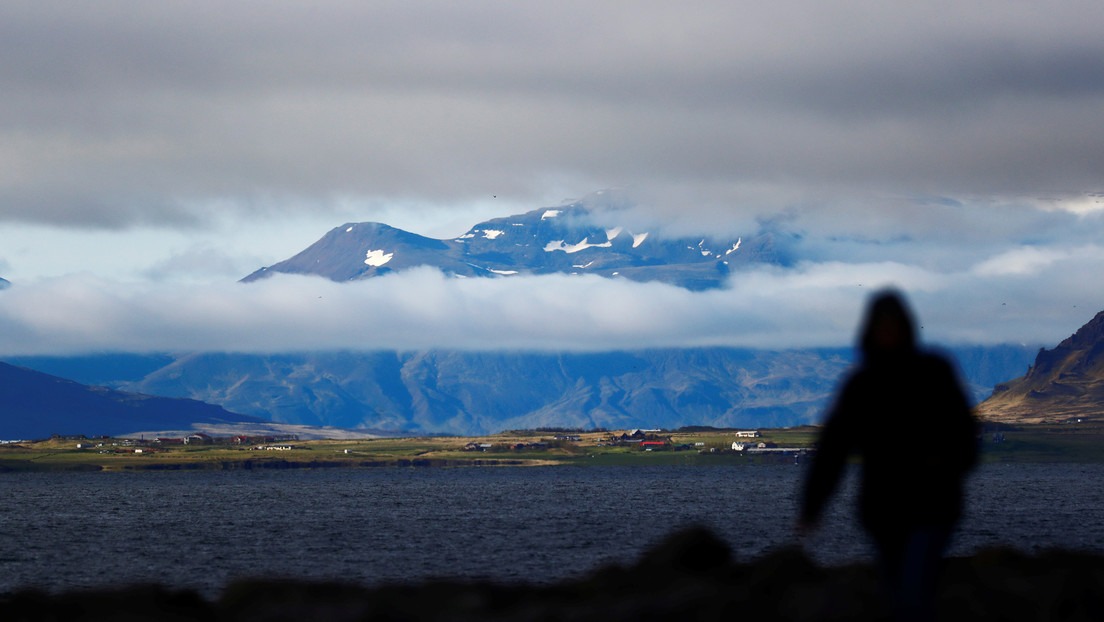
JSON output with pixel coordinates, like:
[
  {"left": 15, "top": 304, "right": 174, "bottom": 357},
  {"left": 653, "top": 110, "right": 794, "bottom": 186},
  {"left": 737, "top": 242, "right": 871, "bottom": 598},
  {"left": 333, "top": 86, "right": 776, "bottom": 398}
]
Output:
[{"left": 2, "top": 1, "right": 1103, "bottom": 355}]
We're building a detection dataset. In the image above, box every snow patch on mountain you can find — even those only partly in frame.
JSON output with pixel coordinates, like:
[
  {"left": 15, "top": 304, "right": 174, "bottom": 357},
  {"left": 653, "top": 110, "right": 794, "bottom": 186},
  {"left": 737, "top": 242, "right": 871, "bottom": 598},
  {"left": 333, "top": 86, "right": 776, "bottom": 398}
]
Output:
[
  {"left": 364, "top": 249, "right": 394, "bottom": 267},
  {"left": 544, "top": 238, "right": 613, "bottom": 254},
  {"left": 726, "top": 239, "right": 742, "bottom": 255},
  {"left": 482, "top": 230, "right": 505, "bottom": 240},
  {"left": 541, "top": 210, "right": 561, "bottom": 220},
  {"left": 632, "top": 232, "right": 648, "bottom": 248}
]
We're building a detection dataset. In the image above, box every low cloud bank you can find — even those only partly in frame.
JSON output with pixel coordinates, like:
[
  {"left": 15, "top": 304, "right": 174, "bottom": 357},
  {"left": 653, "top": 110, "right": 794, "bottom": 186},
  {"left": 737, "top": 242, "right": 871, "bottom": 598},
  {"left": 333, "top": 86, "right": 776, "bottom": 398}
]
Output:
[{"left": 3, "top": 246, "right": 1102, "bottom": 356}]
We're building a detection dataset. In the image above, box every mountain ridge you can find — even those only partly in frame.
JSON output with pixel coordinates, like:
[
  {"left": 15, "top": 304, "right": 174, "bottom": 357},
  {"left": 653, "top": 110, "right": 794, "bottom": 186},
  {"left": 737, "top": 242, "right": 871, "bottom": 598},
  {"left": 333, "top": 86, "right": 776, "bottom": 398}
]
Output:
[
  {"left": 977, "top": 310, "right": 1104, "bottom": 423},
  {"left": 11, "top": 345, "right": 1037, "bottom": 436},
  {"left": 241, "top": 201, "right": 786, "bottom": 290},
  {"left": 0, "top": 361, "right": 262, "bottom": 440}
]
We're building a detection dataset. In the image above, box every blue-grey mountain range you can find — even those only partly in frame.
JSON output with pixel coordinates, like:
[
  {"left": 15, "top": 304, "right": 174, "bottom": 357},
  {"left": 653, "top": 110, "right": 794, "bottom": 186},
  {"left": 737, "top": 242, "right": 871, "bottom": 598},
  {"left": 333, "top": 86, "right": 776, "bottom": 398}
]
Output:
[{"left": 3, "top": 200, "right": 1043, "bottom": 436}]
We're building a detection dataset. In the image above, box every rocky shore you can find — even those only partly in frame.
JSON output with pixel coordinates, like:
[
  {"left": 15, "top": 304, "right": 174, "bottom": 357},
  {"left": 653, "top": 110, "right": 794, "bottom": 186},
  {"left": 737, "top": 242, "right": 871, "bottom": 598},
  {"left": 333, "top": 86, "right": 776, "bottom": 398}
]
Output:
[{"left": 3, "top": 526, "right": 1102, "bottom": 621}]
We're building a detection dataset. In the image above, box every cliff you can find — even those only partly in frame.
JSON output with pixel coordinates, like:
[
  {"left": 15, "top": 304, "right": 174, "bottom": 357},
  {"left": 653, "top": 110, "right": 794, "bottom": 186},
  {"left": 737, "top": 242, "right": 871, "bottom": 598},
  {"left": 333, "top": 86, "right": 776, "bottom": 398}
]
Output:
[{"left": 978, "top": 310, "right": 1104, "bottom": 424}]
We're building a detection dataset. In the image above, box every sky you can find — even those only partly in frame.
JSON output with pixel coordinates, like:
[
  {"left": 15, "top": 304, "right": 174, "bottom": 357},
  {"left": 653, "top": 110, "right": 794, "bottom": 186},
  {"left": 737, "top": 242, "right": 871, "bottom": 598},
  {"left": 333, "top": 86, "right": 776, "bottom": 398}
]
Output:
[{"left": 1, "top": 1, "right": 1103, "bottom": 355}]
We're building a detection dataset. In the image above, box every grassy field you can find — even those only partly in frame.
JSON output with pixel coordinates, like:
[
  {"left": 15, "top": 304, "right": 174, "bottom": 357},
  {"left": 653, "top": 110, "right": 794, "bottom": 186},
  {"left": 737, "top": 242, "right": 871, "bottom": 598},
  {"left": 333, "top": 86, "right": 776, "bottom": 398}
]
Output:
[{"left": 1, "top": 422, "right": 1102, "bottom": 472}]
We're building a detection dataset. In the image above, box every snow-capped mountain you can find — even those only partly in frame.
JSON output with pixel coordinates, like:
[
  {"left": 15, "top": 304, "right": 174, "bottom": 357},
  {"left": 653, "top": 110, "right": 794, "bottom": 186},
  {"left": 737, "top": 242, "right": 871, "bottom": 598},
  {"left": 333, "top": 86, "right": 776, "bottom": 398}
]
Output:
[{"left": 242, "top": 201, "right": 786, "bottom": 290}]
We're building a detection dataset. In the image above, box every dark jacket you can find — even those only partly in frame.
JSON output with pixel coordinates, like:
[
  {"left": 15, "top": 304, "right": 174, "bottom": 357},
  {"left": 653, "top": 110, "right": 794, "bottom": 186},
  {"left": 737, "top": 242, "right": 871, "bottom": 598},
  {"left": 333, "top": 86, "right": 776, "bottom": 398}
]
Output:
[{"left": 799, "top": 349, "right": 979, "bottom": 536}]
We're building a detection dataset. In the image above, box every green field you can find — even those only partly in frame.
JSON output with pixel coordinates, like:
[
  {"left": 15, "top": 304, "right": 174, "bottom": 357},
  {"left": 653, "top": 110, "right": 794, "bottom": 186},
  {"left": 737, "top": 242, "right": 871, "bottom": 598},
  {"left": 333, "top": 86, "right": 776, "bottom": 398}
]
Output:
[{"left": 1, "top": 422, "right": 1102, "bottom": 472}]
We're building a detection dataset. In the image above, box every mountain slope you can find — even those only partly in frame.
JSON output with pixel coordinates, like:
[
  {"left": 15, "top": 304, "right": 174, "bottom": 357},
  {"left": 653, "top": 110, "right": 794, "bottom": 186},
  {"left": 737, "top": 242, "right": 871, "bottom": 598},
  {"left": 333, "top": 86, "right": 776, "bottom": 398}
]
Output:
[
  {"left": 242, "top": 201, "right": 785, "bottom": 290},
  {"left": 119, "top": 349, "right": 849, "bottom": 434},
  {"left": 977, "top": 310, "right": 1104, "bottom": 423},
  {"left": 90, "top": 345, "right": 1030, "bottom": 436},
  {"left": 0, "top": 362, "right": 261, "bottom": 440}
]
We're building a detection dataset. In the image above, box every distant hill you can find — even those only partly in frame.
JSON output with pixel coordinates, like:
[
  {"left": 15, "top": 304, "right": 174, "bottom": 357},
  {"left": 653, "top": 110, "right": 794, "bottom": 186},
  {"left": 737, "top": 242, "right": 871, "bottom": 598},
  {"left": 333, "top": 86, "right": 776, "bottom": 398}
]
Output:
[
  {"left": 0, "top": 277, "right": 10, "bottom": 289},
  {"left": 12, "top": 345, "right": 1037, "bottom": 436},
  {"left": 977, "top": 310, "right": 1104, "bottom": 424},
  {"left": 0, "top": 362, "right": 262, "bottom": 440},
  {"left": 241, "top": 198, "right": 788, "bottom": 291}
]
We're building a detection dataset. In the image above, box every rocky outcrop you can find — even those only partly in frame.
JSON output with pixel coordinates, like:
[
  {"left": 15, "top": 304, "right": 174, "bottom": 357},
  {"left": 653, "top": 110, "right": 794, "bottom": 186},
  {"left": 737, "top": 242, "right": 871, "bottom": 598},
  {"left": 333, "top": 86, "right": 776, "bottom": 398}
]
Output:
[{"left": 978, "top": 310, "right": 1104, "bottom": 423}]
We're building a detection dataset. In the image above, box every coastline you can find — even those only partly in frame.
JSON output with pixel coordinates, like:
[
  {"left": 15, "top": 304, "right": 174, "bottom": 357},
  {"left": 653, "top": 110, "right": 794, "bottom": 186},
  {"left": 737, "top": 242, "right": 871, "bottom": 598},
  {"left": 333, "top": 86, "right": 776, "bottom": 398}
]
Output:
[
  {"left": 3, "top": 525, "right": 1101, "bottom": 621},
  {"left": 2, "top": 422, "right": 1103, "bottom": 472}
]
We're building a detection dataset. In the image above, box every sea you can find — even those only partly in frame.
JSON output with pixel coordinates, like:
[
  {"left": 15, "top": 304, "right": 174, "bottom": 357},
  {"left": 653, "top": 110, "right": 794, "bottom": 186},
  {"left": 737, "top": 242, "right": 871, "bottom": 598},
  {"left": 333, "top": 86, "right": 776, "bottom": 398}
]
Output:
[{"left": 2, "top": 463, "right": 1102, "bottom": 598}]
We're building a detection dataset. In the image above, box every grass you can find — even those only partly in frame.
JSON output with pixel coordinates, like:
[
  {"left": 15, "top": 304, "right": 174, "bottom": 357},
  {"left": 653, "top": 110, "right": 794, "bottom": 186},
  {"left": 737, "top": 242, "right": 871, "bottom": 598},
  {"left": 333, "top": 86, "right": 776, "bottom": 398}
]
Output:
[
  {"left": 978, "top": 420, "right": 1104, "bottom": 463},
  {"left": 2, "top": 423, "right": 1102, "bottom": 473}
]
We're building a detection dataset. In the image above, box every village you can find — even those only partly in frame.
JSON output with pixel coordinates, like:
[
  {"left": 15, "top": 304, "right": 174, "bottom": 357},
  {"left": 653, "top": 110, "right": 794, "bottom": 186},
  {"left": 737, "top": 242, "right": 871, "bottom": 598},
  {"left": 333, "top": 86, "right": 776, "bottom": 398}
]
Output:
[
  {"left": 0, "top": 426, "right": 840, "bottom": 472},
  {"left": 460, "top": 428, "right": 815, "bottom": 458},
  {"left": 57, "top": 432, "right": 304, "bottom": 455},
  {"left": 52, "top": 428, "right": 815, "bottom": 459}
]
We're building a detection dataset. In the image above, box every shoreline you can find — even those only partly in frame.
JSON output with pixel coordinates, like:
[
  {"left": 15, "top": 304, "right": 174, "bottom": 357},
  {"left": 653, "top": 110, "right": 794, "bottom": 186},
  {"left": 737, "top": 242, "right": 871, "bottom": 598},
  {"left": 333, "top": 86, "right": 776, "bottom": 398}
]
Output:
[
  {"left": 3, "top": 525, "right": 1102, "bottom": 621},
  {"left": 3, "top": 422, "right": 1103, "bottom": 472}
]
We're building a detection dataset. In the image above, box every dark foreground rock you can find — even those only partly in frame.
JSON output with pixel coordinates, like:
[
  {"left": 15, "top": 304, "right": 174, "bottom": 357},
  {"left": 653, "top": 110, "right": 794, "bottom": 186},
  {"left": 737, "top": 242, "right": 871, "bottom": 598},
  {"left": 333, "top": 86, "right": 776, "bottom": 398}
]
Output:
[{"left": 3, "top": 526, "right": 1102, "bottom": 621}]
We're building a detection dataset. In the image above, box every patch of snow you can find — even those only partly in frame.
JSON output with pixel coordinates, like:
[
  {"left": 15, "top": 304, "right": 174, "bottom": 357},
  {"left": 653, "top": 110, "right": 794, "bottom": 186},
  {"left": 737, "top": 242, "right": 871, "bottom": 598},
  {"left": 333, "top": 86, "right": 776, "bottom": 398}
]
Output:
[
  {"left": 632, "top": 232, "right": 648, "bottom": 248},
  {"left": 725, "top": 238, "right": 742, "bottom": 255},
  {"left": 364, "top": 249, "right": 394, "bottom": 267},
  {"left": 455, "top": 233, "right": 475, "bottom": 240},
  {"left": 345, "top": 226, "right": 355, "bottom": 233},
  {"left": 541, "top": 209, "right": 561, "bottom": 219},
  {"left": 512, "top": 223, "right": 524, "bottom": 226},
  {"left": 605, "top": 227, "right": 623, "bottom": 241},
  {"left": 483, "top": 229, "right": 505, "bottom": 240},
  {"left": 544, "top": 238, "right": 612, "bottom": 254},
  {"left": 488, "top": 268, "right": 518, "bottom": 275},
  {"left": 572, "top": 261, "right": 595, "bottom": 269}
]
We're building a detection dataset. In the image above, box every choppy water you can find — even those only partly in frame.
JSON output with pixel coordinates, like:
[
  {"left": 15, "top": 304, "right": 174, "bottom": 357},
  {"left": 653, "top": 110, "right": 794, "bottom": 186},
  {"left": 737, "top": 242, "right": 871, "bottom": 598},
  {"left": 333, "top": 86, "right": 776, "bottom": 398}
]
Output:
[{"left": 1, "top": 463, "right": 1102, "bottom": 597}]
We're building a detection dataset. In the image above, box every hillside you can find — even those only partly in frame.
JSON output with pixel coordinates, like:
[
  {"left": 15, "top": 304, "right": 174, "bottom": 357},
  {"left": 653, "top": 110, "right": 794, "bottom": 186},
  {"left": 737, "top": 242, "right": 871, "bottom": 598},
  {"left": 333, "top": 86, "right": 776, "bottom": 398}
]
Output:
[
  {"left": 977, "top": 310, "right": 1104, "bottom": 423},
  {"left": 12, "top": 345, "right": 1035, "bottom": 436},
  {"left": 0, "top": 362, "right": 261, "bottom": 440},
  {"left": 241, "top": 198, "right": 787, "bottom": 291}
]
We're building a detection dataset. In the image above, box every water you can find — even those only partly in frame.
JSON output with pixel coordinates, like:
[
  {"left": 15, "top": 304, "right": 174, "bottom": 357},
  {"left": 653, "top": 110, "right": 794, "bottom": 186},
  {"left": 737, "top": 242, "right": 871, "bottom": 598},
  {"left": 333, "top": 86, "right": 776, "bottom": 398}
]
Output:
[{"left": 1, "top": 463, "right": 1101, "bottom": 597}]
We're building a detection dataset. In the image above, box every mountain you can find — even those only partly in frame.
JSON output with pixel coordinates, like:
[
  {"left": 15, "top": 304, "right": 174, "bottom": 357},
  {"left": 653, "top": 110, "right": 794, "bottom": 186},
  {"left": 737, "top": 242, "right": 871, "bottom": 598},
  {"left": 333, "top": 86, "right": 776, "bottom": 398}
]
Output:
[
  {"left": 241, "top": 199, "right": 788, "bottom": 290},
  {"left": 0, "top": 277, "right": 10, "bottom": 289},
  {"left": 102, "top": 350, "right": 852, "bottom": 434},
  {"left": 977, "top": 310, "right": 1104, "bottom": 424},
  {"left": 12, "top": 345, "right": 1036, "bottom": 436},
  {"left": 0, "top": 361, "right": 262, "bottom": 440}
]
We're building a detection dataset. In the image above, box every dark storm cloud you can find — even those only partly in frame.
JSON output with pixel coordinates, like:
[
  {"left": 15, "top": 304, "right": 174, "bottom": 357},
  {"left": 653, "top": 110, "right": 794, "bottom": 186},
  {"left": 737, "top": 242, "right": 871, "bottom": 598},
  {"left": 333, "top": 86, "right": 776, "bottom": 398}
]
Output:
[{"left": 1, "top": 1, "right": 1102, "bottom": 229}]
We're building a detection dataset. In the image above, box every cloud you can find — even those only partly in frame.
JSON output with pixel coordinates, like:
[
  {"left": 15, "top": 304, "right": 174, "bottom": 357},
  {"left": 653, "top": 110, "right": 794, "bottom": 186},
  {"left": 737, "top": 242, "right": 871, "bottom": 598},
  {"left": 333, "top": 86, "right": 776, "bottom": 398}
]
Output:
[
  {"left": 3, "top": 0, "right": 1102, "bottom": 351},
  {"left": 2, "top": 244, "right": 1102, "bottom": 357},
  {"left": 141, "top": 244, "right": 266, "bottom": 282},
  {"left": 2, "top": 2, "right": 1103, "bottom": 230}
]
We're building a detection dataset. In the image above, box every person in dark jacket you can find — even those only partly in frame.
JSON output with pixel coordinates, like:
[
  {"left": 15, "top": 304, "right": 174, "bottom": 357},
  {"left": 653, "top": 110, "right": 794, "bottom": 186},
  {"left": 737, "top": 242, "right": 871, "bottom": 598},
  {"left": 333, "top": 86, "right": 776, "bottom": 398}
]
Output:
[{"left": 797, "top": 288, "right": 978, "bottom": 622}]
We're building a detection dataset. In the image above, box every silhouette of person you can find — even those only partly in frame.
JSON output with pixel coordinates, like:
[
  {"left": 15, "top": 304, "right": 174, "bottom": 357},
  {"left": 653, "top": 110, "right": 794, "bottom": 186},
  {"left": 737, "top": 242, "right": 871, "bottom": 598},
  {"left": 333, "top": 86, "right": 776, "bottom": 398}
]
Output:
[{"left": 797, "top": 288, "right": 978, "bottom": 622}]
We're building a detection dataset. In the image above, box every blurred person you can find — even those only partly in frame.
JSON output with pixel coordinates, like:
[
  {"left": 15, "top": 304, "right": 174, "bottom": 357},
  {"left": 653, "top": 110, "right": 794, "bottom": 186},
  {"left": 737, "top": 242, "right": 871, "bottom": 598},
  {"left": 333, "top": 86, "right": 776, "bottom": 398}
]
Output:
[{"left": 797, "top": 288, "right": 978, "bottom": 622}]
